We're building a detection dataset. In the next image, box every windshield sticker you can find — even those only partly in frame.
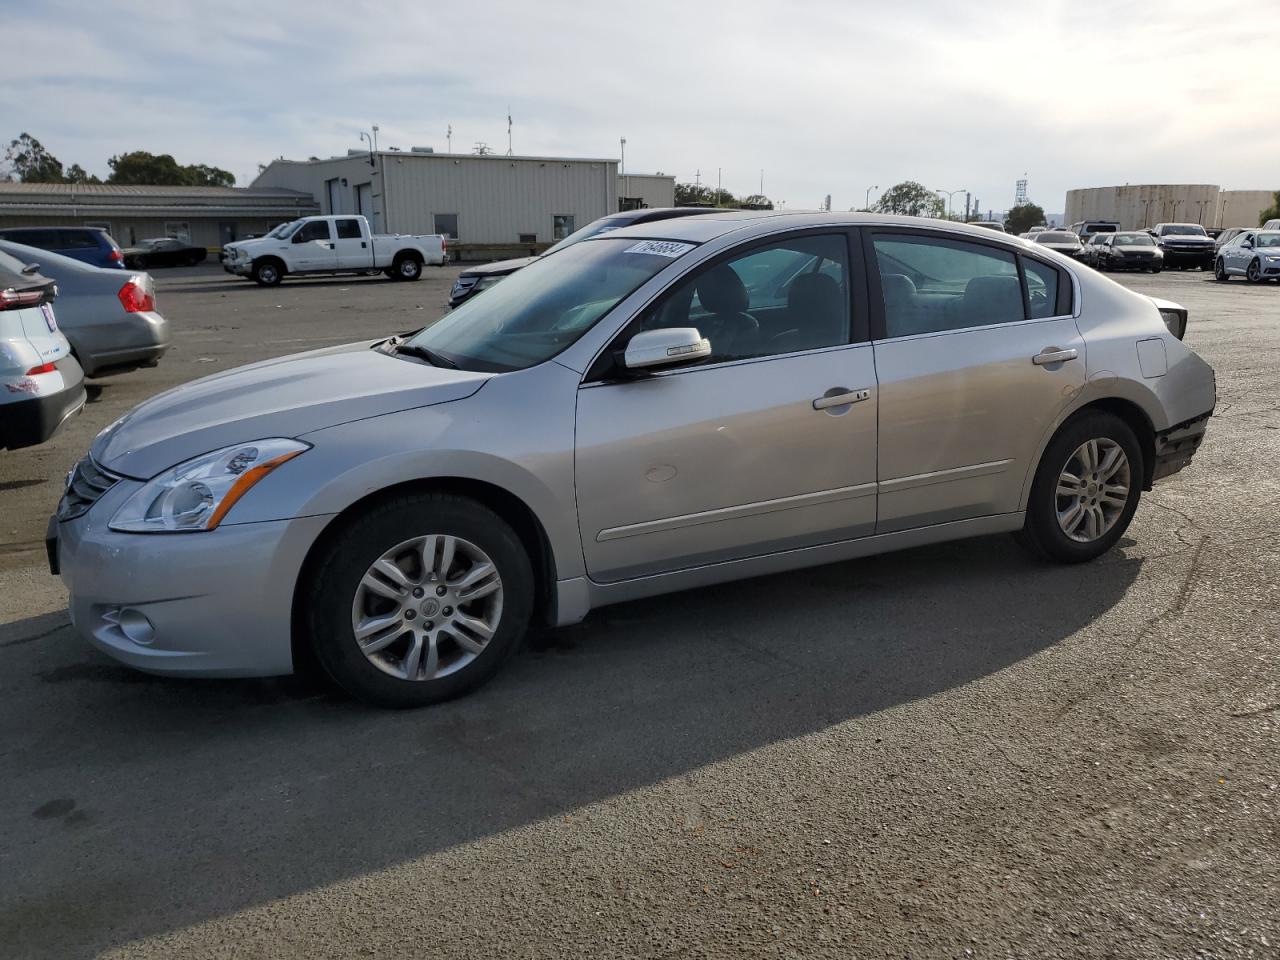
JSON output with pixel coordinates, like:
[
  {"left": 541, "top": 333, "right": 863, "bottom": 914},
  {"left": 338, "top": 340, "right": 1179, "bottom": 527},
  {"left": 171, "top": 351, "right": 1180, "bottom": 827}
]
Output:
[{"left": 624, "top": 240, "right": 695, "bottom": 258}]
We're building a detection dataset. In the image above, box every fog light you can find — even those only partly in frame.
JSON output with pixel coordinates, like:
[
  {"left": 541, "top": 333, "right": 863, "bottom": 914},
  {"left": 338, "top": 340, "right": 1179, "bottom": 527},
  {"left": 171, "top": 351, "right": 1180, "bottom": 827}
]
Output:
[{"left": 117, "top": 608, "right": 156, "bottom": 646}]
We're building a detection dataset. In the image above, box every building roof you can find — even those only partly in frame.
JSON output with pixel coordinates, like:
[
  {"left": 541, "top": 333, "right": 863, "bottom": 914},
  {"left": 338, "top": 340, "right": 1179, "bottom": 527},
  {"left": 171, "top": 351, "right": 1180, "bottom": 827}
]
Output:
[{"left": 0, "top": 182, "right": 319, "bottom": 219}]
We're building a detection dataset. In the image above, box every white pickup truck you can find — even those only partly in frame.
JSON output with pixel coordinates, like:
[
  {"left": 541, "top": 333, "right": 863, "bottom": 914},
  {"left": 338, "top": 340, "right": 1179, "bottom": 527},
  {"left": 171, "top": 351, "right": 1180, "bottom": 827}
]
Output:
[{"left": 222, "top": 215, "right": 447, "bottom": 286}]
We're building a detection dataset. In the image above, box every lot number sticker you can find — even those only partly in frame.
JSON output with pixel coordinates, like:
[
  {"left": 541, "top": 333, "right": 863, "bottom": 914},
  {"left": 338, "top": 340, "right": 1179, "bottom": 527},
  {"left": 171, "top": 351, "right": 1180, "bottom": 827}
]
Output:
[{"left": 624, "top": 240, "right": 695, "bottom": 258}]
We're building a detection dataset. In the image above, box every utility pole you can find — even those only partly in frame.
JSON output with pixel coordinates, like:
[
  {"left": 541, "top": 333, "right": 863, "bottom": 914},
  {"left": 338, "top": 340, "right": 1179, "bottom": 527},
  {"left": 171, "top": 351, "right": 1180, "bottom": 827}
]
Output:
[
  {"left": 371, "top": 124, "right": 379, "bottom": 152},
  {"left": 717, "top": 167, "right": 722, "bottom": 202},
  {"left": 507, "top": 109, "right": 513, "bottom": 156},
  {"left": 865, "top": 185, "right": 878, "bottom": 210},
  {"left": 760, "top": 169, "right": 764, "bottom": 197},
  {"left": 694, "top": 169, "right": 701, "bottom": 188},
  {"left": 447, "top": 124, "right": 452, "bottom": 153}
]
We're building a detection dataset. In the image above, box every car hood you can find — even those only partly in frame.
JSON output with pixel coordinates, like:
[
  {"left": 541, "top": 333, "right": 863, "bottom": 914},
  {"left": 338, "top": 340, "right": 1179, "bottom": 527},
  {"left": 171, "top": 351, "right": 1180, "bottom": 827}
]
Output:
[
  {"left": 1160, "top": 234, "right": 1212, "bottom": 243},
  {"left": 91, "top": 340, "right": 491, "bottom": 478},
  {"left": 460, "top": 256, "right": 539, "bottom": 278}
]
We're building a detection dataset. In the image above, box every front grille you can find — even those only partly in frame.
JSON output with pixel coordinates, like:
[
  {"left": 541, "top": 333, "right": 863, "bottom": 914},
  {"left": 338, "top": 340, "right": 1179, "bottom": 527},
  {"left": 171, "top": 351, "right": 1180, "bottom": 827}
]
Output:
[{"left": 57, "top": 455, "right": 121, "bottom": 521}]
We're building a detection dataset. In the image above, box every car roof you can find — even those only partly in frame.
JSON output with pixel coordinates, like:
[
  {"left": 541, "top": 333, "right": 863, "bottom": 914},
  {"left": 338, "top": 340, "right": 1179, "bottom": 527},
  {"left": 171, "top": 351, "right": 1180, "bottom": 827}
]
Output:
[
  {"left": 588, "top": 211, "right": 1039, "bottom": 247},
  {"left": 612, "top": 207, "right": 729, "bottom": 225},
  {"left": 0, "top": 238, "right": 104, "bottom": 274}
]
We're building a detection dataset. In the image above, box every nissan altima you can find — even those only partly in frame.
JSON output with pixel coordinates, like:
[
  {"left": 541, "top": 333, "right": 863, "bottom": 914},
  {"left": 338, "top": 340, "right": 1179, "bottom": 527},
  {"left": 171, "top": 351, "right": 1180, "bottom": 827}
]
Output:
[{"left": 50, "top": 213, "right": 1216, "bottom": 707}]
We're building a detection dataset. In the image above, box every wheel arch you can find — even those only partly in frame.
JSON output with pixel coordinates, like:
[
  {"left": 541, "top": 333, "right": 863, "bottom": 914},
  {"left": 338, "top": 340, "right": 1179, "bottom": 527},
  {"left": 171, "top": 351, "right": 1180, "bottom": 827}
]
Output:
[
  {"left": 252, "top": 254, "right": 286, "bottom": 276},
  {"left": 393, "top": 248, "right": 424, "bottom": 264},
  {"left": 290, "top": 476, "right": 559, "bottom": 674}
]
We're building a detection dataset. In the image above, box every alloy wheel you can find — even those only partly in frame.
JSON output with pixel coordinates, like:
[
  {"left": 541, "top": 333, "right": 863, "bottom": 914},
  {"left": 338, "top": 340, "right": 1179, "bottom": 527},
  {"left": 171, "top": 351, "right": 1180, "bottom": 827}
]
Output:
[
  {"left": 1215, "top": 259, "right": 1229, "bottom": 281},
  {"left": 350, "top": 534, "right": 504, "bottom": 682},
  {"left": 1247, "top": 259, "right": 1262, "bottom": 283},
  {"left": 1055, "top": 438, "right": 1131, "bottom": 543}
]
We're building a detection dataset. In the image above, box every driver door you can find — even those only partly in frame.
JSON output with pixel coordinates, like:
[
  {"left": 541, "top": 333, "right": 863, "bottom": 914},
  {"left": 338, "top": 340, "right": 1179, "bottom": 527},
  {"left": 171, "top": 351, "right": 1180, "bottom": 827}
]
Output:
[
  {"left": 290, "top": 220, "right": 337, "bottom": 271},
  {"left": 574, "top": 231, "right": 879, "bottom": 583}
]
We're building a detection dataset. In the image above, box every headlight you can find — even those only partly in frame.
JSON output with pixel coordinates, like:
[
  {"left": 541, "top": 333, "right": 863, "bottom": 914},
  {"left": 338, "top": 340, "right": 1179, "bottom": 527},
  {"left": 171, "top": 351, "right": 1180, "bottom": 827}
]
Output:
[
  {"left": 1158, "top": 307, "right": 1187, "bottom": 341},
  {"left": 110, "top": 439, "right": 309, "bottom": 533},
  {"left": 471, "top": 275, "right": 504, "bottom": 293}
]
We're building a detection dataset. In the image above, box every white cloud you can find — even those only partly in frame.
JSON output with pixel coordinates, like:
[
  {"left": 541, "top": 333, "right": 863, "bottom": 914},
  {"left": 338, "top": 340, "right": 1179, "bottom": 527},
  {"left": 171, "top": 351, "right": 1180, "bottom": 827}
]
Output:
[{"left": 7, "top": 0, "right": 1275, "bottom": 210}]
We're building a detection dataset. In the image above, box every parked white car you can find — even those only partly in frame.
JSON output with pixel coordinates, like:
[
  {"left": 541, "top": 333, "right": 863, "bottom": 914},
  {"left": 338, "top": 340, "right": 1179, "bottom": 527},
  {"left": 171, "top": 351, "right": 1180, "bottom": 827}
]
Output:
[
  {"left": 222, "top": 215, "right": 447, "bottom": 286},
  {"left": 1, "top": 258, "right": 85, "bottom": 450}
]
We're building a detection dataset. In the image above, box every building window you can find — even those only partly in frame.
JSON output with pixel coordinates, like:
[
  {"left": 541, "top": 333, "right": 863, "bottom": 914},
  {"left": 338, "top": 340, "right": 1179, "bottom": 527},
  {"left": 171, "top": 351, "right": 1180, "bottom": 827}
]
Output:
[
  {"left": 518, "top": 233, "right": 537, "bottom": 244},
  {"left": 553, "top": 214, "right": 575, "bottom": 240},
  {"left": 165, "top": 222, "right": 191, "bottom": 242},
  {"left": 433, "top": 214, "right": 458, "bottom": 239}
]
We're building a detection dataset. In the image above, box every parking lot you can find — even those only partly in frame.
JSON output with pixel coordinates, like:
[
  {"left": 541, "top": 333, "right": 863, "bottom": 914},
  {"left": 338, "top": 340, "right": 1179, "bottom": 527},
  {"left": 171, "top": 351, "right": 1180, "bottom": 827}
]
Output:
[{"left": 1, "top": 264, "right": 1276, "bottom": 958}]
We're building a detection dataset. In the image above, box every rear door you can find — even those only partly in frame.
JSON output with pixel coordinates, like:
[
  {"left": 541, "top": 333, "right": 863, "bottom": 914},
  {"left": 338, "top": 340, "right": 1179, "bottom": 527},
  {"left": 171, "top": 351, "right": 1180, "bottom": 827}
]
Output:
[
  {"left": 288, "top": 219, "right": 337, "bottom": 271},
  {"left": 867, "top": 229, "right": 1084, "bottom": 532},
  {"left": 333, "top": 217, "right": 372, "bottom": 269}
]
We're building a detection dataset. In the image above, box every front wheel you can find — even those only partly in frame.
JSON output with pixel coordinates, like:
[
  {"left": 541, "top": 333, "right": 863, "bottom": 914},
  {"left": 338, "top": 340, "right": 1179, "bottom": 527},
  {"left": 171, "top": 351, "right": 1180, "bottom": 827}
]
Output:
[
  {"left": 252, "top": 259, "right": 283, "bottom": 286},
  {"left": 303, "top": 493, "right": 534, "bottom": 708},
  {"left": 1016, "top": 412, "right": 1142, "bottom": 564},
  {"left": 1246, "top": 259, "right": 1263, "bottom": 283},
  {"left": 1215, "top": 258, "right": 1230, "bottom": 281}
]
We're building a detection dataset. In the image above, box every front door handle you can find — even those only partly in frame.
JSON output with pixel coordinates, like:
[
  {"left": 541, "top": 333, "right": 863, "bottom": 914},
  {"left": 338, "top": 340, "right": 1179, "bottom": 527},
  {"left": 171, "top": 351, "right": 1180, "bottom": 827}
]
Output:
[
  {"left": 1032, "top": 347, "right": 1078, "bottom": 365},
  {"left": 813, "top": 388, "right": 871, "bottom": 410}
]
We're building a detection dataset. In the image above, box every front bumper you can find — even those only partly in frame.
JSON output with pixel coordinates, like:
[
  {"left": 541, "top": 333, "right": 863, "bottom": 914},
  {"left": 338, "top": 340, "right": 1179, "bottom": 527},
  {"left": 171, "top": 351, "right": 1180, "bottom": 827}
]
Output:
[
  {"left": 1160, "top": 246, "right": 1213, "bottom": 265},
  {"left": 0, "top": 356, "right": 85, "bottom": 450},
  {"left": 52, "top": 477, "right": 335, "bottom": 677},
  {"left": 225, "top": 259, "right": 252, "bottom": 276}
]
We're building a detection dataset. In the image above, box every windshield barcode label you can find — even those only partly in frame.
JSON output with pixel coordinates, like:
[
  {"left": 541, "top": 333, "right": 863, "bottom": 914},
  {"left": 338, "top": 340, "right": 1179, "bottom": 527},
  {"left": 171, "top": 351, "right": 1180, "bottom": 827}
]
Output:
[{"left": 624, "top": 240, "right": 695, "bottom": 258}]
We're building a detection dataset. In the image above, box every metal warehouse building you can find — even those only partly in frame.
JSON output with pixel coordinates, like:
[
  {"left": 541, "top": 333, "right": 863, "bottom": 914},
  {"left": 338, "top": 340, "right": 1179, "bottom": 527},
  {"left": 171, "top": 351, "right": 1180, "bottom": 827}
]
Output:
[
  {"left": 254, "top": 151, "right": 674, "bottom": 260},
  {"left": 0, "top": 182, "right": 319, "bottom": 249},
  {"left": 1065, "top": 184, "right": 1277, "bottom": 231}
]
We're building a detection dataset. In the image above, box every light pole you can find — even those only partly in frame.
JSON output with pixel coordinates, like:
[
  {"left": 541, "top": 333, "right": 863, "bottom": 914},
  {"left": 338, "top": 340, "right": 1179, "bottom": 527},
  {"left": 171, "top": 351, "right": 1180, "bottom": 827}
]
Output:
[
  {"left": 865, "top": 185, "right": 878, "bottom": 210},
  {"left": 936, "top": 188, "right": 966, "bottom": 220}
]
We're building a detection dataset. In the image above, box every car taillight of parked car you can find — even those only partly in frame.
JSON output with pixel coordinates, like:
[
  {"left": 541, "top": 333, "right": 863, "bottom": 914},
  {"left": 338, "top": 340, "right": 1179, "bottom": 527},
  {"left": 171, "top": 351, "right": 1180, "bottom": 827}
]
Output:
[
  {"left": 108, "top": 249, "right": 124, "bottom": 264},
  {"left": 0, "top": 286, "right": 48, "bottom": 310},
  {"left": 25, "top": 361, "right": 57, "bottom": 375},
  {"left": 118, "top": 276, "right": 156, "bottom": 313}
]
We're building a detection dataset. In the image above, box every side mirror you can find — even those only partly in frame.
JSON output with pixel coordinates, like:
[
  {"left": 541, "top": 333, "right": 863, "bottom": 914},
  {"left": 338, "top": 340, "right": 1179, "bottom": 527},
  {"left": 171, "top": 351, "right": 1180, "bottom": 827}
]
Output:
[
  {"left": 623, "top": 328, "right": 711, "bottom": 372},
  {"left": 1243, "top": 238, "right": 1253, "bottom": 248},
  {"left": 21, "top": 262, "right": 40, "bottom": 275}
]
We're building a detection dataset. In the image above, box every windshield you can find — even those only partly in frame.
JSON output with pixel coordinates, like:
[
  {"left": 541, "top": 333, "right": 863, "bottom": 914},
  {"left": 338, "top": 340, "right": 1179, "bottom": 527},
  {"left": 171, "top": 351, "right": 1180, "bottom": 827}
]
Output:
[
  {"left": 540, "top": 216, "right": 631, "bottom": 257},
  {"left": 268, "top": 220, "right": 302, "bottom": 239},
  {"left": 1115, "top": 233, "right": 1155, "bottom": 246},
  {"left": 1160, "top": 224, "right": 1206, "bottom": 236},
  {"left": 1256, "top": 233, "right": 1280, "bottom": 248},
  {"left": 1037, "top": 232, "right": 1077, "bottom": 243},
  {"left": 1085, "top": 224, "right": 1117, "bottom": 233},
  {"left": 405, "top": 236, "right": 692, "bottom": 372}
]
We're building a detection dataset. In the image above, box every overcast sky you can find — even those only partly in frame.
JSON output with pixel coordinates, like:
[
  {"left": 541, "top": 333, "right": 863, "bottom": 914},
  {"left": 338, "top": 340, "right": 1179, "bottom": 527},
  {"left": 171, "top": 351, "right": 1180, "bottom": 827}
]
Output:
[{"left": 8, "top": 0, "right": 1274, "bottom": 215}]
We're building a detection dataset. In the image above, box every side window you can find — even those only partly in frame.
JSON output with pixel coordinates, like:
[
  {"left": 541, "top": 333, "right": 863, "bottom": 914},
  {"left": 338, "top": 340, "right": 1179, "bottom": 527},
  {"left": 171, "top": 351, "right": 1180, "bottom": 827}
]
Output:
[
  {"left": 335, "top": 218, "right": 362, "bottom": 240},
  {"left": 641, "top": 234, "right": 852, "bottom": 364},
  {"left": 872, "top": 234, "right": 1021, "bottom": 337},
  {"left": 1022, "top": 259, "right": 1062, "bottom": 319},
  {"left": 296, "top": 220, "right": 332, "bottom": 242}
]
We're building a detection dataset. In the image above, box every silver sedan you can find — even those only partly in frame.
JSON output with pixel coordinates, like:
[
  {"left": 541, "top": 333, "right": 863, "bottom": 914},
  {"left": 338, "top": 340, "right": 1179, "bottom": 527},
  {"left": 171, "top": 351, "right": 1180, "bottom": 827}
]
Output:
[
  {"left": 0, "top": 239, "right": 170, "bottom": 376},
  {"left": 50, "top": 213, "right": 1216, "bottom": 707}
]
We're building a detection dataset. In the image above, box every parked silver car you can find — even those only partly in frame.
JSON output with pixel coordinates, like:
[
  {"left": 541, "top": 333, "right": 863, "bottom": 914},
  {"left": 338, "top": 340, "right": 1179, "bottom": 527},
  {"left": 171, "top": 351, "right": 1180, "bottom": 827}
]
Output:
[
  {"left": 0, "top": 240, "right": 170, "bottom": 376},
  {"left": 1213, "top": 230, "right": 1280, "bottom": 282},
  {"left": 49, "top": 213, "right": 1216, "bottom": 707}
]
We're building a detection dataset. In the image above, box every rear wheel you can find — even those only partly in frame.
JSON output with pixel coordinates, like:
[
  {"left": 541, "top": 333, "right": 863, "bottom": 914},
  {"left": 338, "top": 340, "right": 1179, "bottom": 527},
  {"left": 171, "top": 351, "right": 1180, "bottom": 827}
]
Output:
[
  {"left": 1016, "top": 411, "right": 1142, "bottom": 564},
  {"left": 1247, "top": 258, "right": 1263, "bottom": 283},
  {"left": 303, "top": 493, "right": 534, "bottom": 708},
  {"left": 392, "top": 254, "right": 423, "bottom": 281}
]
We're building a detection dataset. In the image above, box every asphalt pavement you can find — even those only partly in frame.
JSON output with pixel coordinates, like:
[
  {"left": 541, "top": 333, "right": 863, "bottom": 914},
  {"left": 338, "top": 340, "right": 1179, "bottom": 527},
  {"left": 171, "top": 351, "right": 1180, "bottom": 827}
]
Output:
[{"left": 1, "top": 264, "right": 1276, "bottom": 959}]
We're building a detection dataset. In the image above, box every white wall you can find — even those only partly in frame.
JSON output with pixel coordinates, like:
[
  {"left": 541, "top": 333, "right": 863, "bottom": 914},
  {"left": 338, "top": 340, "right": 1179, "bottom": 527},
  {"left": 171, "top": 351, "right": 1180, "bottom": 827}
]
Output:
[
  {"left": 1065, "top": 185, "right": 1220, "bottom": 231},
  {"left": 616, "top": 174, "right": 676, "bottom": 209},
  {"left": 1217, "top": 190, "right": 1276, "bottom": 229}
]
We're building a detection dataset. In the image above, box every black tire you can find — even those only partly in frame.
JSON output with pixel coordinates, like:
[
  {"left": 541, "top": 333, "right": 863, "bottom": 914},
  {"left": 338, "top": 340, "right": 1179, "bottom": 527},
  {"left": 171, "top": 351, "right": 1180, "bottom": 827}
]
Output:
[
  {"left": 1215, "top": 258, "right": 1230, "bottom": 281},
  {"left": 1246, "top": 258, "right": 1263, "bottom": 283},
  {"left": 252, "top": 258, "right": 284, "bottom": 286},
  {"left": 1016, "top": 411, "right": 1143, "bottom": 564},
  {"left": 303, "top": 493, "right": 534, "bottom": 708},
  {"left": 1152, "top": 265, "right": 1162, "bottom": 273},
  {"left": 392, "top": 254, "right": 423, "bottom": 281}
]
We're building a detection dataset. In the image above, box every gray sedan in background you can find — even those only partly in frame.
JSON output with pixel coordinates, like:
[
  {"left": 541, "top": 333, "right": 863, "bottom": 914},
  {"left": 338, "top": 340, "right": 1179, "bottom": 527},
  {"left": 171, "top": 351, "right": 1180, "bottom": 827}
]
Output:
[
  {"left": 49, "top": 213, "right": 1215, "bottom": 708},
  {"left": 0, "top": 240, "right": 170, "bottom": 376}
]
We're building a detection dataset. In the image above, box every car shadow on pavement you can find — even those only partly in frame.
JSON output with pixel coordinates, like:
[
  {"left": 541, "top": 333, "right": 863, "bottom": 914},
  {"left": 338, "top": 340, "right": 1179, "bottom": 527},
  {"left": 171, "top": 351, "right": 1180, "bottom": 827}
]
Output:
[{"left": 0, "top": 533, "right": 1140, "bottom": 958}]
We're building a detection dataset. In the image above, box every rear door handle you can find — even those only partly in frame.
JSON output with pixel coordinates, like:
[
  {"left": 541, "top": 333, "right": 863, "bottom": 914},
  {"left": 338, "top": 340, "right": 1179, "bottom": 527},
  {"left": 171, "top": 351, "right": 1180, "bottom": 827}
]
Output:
[
  {"left": 1032, "top": 347, "right": 1078, "bottom": 365},
  {"left": 813, "top": 388, "right": 871, "bottom": 410}
]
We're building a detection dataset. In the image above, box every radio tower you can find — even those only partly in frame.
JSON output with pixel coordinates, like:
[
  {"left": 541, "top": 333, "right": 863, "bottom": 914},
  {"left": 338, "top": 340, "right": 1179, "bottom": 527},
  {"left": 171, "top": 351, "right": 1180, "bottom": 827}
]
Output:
[{"left": 1015, "top": 175, "right": 1028, "bottom": 206}]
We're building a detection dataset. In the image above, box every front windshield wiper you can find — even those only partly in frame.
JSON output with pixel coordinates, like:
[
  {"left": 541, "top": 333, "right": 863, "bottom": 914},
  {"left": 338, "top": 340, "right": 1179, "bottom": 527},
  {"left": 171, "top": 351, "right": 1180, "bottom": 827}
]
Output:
[{"left": 388, "top": 338, "right": 457, "bottom": 369}]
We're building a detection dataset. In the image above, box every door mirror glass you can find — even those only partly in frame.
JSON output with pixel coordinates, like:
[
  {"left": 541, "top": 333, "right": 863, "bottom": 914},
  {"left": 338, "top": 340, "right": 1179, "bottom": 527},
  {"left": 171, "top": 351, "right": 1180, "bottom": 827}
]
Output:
[{"left": 623, "top": 328, "right": 711, "bottom": 371}]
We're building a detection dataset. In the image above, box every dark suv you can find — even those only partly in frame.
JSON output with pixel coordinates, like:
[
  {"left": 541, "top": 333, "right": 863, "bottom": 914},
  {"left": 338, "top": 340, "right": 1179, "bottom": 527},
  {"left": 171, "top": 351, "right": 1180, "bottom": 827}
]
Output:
[
  {"left": 449, "top": 207, "right": 726, "bottom": 308},
  {"left": 0, "top": 227, "right": 125, "bottom": 270},
  {"left": 1150, "top": 223, "right": 1214, "bottom": 270}
]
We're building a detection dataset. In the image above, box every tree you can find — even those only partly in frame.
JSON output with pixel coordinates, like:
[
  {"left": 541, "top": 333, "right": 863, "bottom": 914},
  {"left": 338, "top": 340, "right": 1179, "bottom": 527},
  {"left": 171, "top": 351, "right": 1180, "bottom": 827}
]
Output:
[
  {"left": 874, "top": 181, "right": 942, "bottom": 218},
  {"left": 107, "top": 151, "right": 235, "bottom": 187},
  {"left": 1005, "top": 202, "right": 1046, "bottom": 234},
  {"left": 740, "top": 194, "right": 774, "bottom": 210},
  {"left": 65, "top": 163, "right": 100, "bottom": 185},
  {"left": 4, "top": 133, "right": 65, "bottom": 182},
  {"left": 1258, "top": 191, "right": 1280, "bottom": 226},
  {"left": 674, "top": 182, "right": 716, "bottom": 206}
]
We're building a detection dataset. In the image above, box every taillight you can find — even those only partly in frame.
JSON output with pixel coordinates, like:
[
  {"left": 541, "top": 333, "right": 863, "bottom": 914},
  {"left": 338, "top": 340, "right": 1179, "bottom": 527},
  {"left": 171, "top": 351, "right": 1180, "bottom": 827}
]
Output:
[
  {"left": 0, "top": 286, "right": 47, "bottom": 310},
  {"left": 25, "top": 362, "right": 56, "bottom": 375},
  {"left": 118, "top": 276, "right": 155, "bottom": 313},
  {"left": 108, "top": 249, "right": 124, "bottom": 263}
]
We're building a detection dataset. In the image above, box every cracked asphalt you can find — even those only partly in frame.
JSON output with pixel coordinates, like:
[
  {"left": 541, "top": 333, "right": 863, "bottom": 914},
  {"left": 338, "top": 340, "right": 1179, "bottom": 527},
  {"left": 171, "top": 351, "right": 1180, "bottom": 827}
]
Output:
[{"left": 1, "top": 264, "right": 1276, "bottom": 959}]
